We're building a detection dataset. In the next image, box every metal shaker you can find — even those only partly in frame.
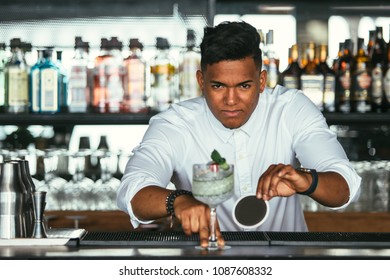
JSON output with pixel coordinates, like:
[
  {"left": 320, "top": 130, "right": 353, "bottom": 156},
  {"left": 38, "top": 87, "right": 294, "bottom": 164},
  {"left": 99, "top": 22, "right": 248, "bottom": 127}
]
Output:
[
  {"left": 6, "top": 159, "right": 37, "bottom": 237},
  {"left": 0, "top": 161, "right": 29, "bottom": 238}
]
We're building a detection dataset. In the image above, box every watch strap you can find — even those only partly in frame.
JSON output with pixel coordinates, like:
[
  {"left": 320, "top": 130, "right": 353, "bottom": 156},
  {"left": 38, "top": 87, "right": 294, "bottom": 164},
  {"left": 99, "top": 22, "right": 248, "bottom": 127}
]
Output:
[{"left": 296, "top": 168, "right": 318, "bottom": 195}]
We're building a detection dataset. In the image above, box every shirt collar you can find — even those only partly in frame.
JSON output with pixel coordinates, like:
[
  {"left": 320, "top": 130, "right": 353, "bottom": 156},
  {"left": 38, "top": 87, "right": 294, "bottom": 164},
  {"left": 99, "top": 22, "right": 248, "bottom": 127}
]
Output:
[{"left": 203, "top": 97, "right": 260, "bottom": 143}]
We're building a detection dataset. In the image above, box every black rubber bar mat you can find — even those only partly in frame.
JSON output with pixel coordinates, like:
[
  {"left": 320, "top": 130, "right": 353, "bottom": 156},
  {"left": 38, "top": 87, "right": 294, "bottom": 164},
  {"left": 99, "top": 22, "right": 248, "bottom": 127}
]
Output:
[
  {"left": 265, "top": 232, "right": 390, "bottom": 247},
  {"left": 80, "top": 231, "right": 390, "bottom": 247},
  {"left": 80, "top": 231, "right": 269, "bottom": 246}
]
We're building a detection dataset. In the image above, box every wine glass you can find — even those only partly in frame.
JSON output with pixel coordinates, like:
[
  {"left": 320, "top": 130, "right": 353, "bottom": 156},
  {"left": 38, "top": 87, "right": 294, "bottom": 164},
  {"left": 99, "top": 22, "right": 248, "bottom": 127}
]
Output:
[{"left": 192, "top": 163, "right": 234, "bottom": 250}]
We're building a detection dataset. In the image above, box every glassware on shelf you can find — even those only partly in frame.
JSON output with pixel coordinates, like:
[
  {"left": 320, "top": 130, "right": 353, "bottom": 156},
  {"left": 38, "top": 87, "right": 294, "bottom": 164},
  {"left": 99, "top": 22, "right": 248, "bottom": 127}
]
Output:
[
  {"left": 60, "top": 149, "right": 95, "bottom": 210},
  {"left": 192, "top": 163, "right": 234, "bottom": 250},
  {"left": 92, "top": 150, "right": 120, "bottom": 210},
  {"left": 35, "top": 148, "right": 67, "bottom": 210}
]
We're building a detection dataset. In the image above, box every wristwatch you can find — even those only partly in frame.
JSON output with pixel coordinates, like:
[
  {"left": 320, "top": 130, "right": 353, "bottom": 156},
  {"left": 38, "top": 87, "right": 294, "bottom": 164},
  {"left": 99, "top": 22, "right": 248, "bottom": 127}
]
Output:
[{"left": 296, "top": 168, "right": 318, "bottom": 195}]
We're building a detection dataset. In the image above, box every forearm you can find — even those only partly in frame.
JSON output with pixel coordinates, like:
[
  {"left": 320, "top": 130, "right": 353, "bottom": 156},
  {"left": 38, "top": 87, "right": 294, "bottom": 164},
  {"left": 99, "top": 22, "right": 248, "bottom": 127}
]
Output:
[
  {"left": 309, "top": 171, "right": 350, "bottom": 207},
  {"left": 131, "top": 186, "right": 171, "bottom": 221}
]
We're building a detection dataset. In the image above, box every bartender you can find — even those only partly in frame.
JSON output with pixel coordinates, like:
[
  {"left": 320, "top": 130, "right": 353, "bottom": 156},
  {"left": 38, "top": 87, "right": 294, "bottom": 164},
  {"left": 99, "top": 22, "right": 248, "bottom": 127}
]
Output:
[{"left": 117, "top": 21, "right": 361, "bottom": 248}]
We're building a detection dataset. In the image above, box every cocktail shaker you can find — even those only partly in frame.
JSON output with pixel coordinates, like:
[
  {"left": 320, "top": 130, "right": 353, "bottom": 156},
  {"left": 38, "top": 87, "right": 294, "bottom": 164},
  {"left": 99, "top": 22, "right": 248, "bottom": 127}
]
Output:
[{"left": 0, "top": 161, "right": 29, "bottom": 238}]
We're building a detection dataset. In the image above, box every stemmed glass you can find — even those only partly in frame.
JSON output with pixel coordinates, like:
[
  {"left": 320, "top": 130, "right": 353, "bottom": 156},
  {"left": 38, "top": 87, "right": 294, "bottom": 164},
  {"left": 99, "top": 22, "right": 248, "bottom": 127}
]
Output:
[{"left": 192, "top": 163, "right": 234, "bottom": 250}]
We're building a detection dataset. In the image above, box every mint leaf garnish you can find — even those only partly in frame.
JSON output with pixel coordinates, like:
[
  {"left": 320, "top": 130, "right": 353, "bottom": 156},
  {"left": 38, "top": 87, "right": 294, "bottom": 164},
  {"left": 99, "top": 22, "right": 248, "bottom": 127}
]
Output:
[{"left": 211, "top": 149, "right": 229, "bottom": 170}]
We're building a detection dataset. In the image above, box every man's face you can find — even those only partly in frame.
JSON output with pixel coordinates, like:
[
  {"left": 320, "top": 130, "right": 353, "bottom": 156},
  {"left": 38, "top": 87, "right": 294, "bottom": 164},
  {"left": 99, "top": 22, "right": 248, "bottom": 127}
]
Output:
[{"left": 197, "top": 56, "right": 266, "bottom": 129}]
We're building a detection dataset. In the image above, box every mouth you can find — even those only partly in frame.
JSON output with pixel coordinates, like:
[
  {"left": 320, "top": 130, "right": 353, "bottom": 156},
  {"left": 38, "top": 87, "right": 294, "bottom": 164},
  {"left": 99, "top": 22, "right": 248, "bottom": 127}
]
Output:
[{"left": 222, "top": 109, "right": 242, "bottom": 118}]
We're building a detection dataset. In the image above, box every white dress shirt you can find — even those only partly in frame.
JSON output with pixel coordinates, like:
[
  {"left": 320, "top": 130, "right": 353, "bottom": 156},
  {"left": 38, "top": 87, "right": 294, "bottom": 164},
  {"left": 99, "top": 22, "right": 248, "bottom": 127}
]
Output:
[{"left": 117, "top": 85, "right": 361, "bottom": 231}]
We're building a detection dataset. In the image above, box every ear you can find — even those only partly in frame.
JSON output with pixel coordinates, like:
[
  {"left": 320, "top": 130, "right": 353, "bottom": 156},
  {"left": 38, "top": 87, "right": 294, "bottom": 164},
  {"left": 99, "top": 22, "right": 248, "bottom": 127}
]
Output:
[
  {"left": 259, "top": 70, "right": 267, "bottom": 93},
  {"left": 196, "top": 70, "right": 204, "bottom": 92}
]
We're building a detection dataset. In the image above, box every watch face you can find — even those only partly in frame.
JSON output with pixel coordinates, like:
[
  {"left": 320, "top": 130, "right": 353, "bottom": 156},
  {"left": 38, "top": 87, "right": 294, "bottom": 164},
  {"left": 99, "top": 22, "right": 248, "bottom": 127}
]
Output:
[
  {"left": 232, "top": 195, "right": 269, "bottom": 229},
  {"left": 297, "top": 168, "right": 312, "bottom": 174}
]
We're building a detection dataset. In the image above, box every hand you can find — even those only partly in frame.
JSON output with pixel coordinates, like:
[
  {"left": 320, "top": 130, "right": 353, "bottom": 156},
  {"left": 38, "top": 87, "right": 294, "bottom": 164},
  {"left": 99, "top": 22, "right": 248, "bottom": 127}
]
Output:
[
  {"left": 174, "top": 196, "right": 225, "bottom": 248},
  {"left": 256, "top": 164, "right": 312, "bottom": 201}
]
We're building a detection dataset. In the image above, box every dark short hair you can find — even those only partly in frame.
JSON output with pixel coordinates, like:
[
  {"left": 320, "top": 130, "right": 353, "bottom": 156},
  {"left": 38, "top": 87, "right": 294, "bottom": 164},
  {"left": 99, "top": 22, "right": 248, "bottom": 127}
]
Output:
[{"left": 200, "top": 21, "right": 262, "bottom": 71}]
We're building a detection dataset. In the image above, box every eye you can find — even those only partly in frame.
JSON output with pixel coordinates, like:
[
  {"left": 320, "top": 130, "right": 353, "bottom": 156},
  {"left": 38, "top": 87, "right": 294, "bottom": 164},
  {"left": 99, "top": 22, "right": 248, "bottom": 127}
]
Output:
[
  {"left": 240, "top": 83, "right": 251, "bottom": 89},
  {"left": 211, "top": 83, "right": 223, "bottom": 89}
]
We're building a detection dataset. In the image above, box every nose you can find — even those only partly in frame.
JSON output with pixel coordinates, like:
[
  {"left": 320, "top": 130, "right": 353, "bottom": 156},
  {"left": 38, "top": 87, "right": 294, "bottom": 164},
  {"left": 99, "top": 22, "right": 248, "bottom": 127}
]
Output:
[{"left": 224, "top": 87, "right": 239, "bottom": 105}]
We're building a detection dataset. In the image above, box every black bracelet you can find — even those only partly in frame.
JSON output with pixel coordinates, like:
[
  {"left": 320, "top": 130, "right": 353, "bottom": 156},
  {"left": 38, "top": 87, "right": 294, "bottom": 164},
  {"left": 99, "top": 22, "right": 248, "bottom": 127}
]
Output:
[
  {"left": 296, "top": 168, "right": 318, "bottom": 195},
  {"left": 165, "top": 190, "right": 193, "bottom": 216}
]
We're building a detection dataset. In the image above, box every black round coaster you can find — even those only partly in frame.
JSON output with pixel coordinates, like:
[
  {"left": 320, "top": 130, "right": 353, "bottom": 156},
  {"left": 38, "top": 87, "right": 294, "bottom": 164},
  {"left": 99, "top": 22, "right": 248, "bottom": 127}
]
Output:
[{"left": 232, "top": 195, "right": 269, "bottom": 229}]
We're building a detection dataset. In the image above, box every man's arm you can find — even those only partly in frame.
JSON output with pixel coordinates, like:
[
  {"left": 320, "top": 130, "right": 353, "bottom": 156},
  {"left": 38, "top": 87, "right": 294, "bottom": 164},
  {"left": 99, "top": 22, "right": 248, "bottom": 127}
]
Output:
[
  {"left": 256, "top": 164, "right": 349, "bottom": 207},
  {"left": 131, "top": 186, "right": 224, "bottom": 248}
]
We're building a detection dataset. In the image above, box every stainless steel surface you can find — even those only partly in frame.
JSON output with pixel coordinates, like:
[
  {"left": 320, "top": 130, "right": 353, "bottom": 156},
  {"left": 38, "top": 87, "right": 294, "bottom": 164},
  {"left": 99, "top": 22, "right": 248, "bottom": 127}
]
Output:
[
  {"left": 0, "top": 161, "right": 30, "bottom": 239},
  {"left": 31, "top": 191, "right": 47, "bottom": 238},
  {"left": 1, "top": 243, "right": 390, "bottom": 259},
  {"left": 10, "top": 159, "right": 36, "bottom": 237}
]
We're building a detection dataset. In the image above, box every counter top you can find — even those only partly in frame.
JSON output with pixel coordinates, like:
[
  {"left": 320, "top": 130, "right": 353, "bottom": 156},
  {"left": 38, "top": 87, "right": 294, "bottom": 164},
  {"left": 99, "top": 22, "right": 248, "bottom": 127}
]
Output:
[
  {"left": 3, "top": 244, "right": 390, "bottom": 260},
  {"left": 1, "top": 231, "right": 390, "bottom": 259}
]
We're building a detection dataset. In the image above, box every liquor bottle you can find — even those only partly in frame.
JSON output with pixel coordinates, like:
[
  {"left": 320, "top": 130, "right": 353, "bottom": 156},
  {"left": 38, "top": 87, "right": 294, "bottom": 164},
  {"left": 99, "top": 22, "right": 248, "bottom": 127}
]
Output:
[
  {"left": 370, "top": 26, "right": 387, "bottom": 112},
  {"left": 318, "top": 44, "right": 336, "bottom": 112},
  {"left": 300, "top": 42, "right": 324, "bottom": 110},
  {"left": 0, "top": 43, "right": 7, "bottom": 112},
  {"left": 56, "top": 50, "right": 68, "bottom": 113},
  {"left": 179, "top": 29, "right": 201, "bottom": 101},
  {"left": 332, "top": 42, "right": 345, "bottom": 73},
  {"left": 383, "top": 26, "right": 390, "bottom": 112},
  {"left": 5, "top": 38, "right": 29, "bottom": 114},
  {"left": 122, "top": 38, "right": 148, "bottom": 113},
  {"left": 351, "top": 38, "right": 372, "bottom": 113},
  {"left": 367, "top": 30, "right": 375, "bottom": 57},
  {"left": 150, "top": 37, "right": 178, "bottom": 111},
  {"left": 299, "top": 43, "right": 309, "bottom": 69},
  {"left": 257, "top": 29, "right": 265, "bottom": 68},
  {"left": 280, "top": 44, "right": 301, "bottom": 89},
  {"left": 39, "top": 48, "right": 61, "bottom": 114},
  {"left": 68, "top": 37, "right": 90, "bottom": 113},
  {"left": 263, "top": 30, "right": 279, "bottom": 88},
  {"left": 335, "top": 39, "right": 354, "bottom": 113},
  {"left": 93, "top": 38, "right": 111, "bottom": 113},
  {"left": 105, "top": 37, "right": 125, "bottom": 113},
  {"left": 29, "top": 49, "right": 44, "bottom": 113}
]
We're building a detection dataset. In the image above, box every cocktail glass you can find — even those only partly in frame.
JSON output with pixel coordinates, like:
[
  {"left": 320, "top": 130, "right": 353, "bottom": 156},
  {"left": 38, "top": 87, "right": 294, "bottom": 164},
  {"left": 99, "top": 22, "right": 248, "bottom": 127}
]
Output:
[{"left": 192, "top": 163, "right": 234, "bottom": 250}]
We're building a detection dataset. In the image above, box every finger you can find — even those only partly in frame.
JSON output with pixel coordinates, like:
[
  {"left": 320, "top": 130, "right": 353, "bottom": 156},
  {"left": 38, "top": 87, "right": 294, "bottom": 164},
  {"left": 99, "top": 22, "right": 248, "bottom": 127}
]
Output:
[
  {"left": 257, "top": 164, "right": 276, "bottom": 199},
  {"left": 215, "top": 220, "right": 225, "bottom": 247},
  {"left": 180, "top": 214, "right": 192, "bottom": 236},
  {"left": 199, "top": 216, "right": 210, "bottom": 248},
  {"left": 261, "top": 164, "right": 280, "bottom": 200}
]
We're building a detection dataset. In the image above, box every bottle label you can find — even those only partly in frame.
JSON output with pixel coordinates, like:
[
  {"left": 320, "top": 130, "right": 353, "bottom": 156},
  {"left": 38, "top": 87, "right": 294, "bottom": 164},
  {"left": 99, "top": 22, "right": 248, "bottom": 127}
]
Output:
[
  {"left": 31, "top": 69, "right": 40, "bottom": 112},
  {"left": 126, "top": 59, "right": 145, "bottom": 95},
  {"left": 282, "top": 76, "right": 299, "bottom": 89},
  {"left": 323, "top": 75, "right": 336, "bottom": 112},
  {"left": 180, "top": 53, "right": 201, "bottom": 100},
  {"left": 69, "top": 65, "right": 88, "bottom": 88},
  {"left": 300, "top": 74, "right": 324, "bottom": 109},
  {"left": 384, "top": 69, "right": 390, "bottom": 102},
  {"left": 8, "top": 67, "right": 28, "bottom": 106},
  {"left": 151, "top": 63, "right": 177, "bottom": 111},
  {"left": 371, "top": 66, "right": 383, "bottom": 104},
  {"left": 266, "top": 60, "right": 279, "bottom": 88},
  {"left": 336, "top": 70, "right": 351, "bottom": 113},
  {"left": 123, "top": 59, "right": 147, "bottom": 112},
  {"left": 352, "top": 71, "right": 371, "bottom": 113},
  {"left": 0, "top": 71, "right": 4, "bottom": 106},
  {"left": 40, "top": 68, "right": 59, "bottom": 112}
]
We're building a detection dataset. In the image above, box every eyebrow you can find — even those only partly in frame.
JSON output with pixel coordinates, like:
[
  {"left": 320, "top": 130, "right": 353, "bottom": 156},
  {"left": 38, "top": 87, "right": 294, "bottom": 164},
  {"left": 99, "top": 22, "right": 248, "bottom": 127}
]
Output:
[{"left": 210, "top": 80, "right": 254, "bottom": 86}]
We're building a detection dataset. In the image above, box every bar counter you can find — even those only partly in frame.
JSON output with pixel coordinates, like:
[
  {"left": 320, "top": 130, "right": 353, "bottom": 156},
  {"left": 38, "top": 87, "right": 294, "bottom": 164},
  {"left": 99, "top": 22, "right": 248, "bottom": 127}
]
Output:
[{"left": 2, "top": 231, "right": 390, "bottom": 259}]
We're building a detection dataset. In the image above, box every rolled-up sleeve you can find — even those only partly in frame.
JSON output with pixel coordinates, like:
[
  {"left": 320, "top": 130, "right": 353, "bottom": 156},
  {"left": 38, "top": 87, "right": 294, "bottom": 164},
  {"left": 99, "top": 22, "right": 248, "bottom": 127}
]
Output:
[
  {"left": 287, "top": 91, "right": 361, "bottom": 208},
  {"left": 116, "top": 118, "right": 178, "bottom": 228}
]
